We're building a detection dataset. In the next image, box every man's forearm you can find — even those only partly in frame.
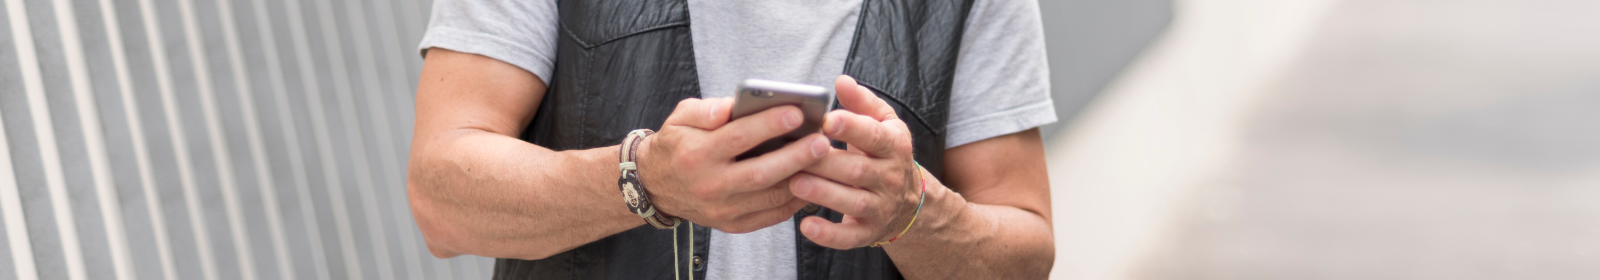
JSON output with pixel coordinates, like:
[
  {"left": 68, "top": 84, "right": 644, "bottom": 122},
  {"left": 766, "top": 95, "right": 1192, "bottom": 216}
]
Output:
[
  {"left": 408, "top": 129, "right": 642, "bottom": 259},
  {"left": 883, "top": 184, "right": 1055, "bottom": 279}
]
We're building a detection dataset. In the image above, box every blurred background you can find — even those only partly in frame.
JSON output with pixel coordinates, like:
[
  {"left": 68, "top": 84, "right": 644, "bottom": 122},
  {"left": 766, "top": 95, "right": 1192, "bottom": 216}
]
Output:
[
  {"left": 3, "top": 0, "right": 1598, "bottom": 279},
  {"left": 1045, "top": 0, "right": 1600, "bottom": 279}
]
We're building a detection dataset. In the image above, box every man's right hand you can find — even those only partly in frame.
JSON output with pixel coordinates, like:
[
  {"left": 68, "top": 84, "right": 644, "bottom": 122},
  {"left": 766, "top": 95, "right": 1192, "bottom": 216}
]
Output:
[{"left": 635, "top": 98, "right": 831, "bottom": 233}]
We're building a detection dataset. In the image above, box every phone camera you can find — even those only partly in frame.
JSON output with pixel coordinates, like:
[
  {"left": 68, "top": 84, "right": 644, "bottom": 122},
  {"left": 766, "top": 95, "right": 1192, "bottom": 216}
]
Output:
[{"left": 749, "top": 90, "right": 773, "bottom": 98}]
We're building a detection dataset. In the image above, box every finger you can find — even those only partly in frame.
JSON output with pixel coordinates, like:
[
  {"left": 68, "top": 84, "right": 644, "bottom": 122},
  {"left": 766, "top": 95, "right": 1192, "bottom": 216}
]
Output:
[
  {"left": 800, "top": 215, "right": 877, "bottom": 249},
  {"left": 800, "top": 148, "right": 889, "bottom": 189},
  {"left": 723, "top": 134, "right": 832, "bottom": 191},
  {"left": 723, "top": 198, "right": 809, "bottom": 234},
  {"left": 789, "top": 173, "right": 888, "bottom": 218},
  {"left": 833, "top": 75, "right": 896, "bottom": 121},
  {"left": 822, "top": 110, "right": 905, "bottom": 158},
  {"left": 663, "top": 97, "right": 733, "bottom": 130},
  {"left": 706, "top": 105, "right": 804, "bottom": 159},
  {"left": 726, "top": 182, "right": 799, "bottom": 216}
]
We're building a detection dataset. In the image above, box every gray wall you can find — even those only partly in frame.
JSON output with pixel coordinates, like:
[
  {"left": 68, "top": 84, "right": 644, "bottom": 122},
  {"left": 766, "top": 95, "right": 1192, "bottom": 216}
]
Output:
[
  {"left": 1, "top": 0, "right": 1171, "bottom": 279},
  {"left": 0, "top": 0, "right": 506, "bottom": 279},
  {"left": 1037, "top": 0, "right": 1172, "bottom": 139}
]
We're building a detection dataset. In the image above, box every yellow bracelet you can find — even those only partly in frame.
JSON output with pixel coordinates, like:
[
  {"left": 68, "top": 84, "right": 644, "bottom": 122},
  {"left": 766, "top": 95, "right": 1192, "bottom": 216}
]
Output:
[{"left": 872, "top": 162, "right": 926, "bottom": 247}]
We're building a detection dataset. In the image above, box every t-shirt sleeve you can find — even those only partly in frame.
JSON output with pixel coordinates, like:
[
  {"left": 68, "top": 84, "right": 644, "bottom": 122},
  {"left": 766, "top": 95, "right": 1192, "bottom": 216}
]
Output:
[
  {"left": 417, "top": 0, "right": 560, "bottom": 85},
  {"left": 944, "top": 0, "right": 1057, "bottom": 149}
]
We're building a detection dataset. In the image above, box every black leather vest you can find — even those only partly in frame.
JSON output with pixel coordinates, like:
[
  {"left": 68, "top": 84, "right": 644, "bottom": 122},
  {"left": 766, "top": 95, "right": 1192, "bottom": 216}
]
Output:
[{"left": 499, "top": 0, "right": 972, "bottom": 279}]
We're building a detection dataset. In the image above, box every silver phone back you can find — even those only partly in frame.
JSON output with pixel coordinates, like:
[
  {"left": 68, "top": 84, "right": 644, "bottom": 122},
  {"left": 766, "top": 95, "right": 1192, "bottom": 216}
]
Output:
[{"left": 729, "top": 79, "right": 833, "bottom": 159}]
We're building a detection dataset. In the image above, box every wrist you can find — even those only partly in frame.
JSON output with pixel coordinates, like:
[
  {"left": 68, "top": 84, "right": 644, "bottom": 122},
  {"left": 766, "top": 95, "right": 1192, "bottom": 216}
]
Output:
[
  {"left": 873, "top": 163, "right": 929, "bottom": 246},
  {"left": 630, "top": 133, "right": 678, "bottom": 214},
  {"left": 617, "top": 129, "right": 680, "bottom": 229},
  {"left": 893, "top": 174, "right": 967, "bottom": 246}
]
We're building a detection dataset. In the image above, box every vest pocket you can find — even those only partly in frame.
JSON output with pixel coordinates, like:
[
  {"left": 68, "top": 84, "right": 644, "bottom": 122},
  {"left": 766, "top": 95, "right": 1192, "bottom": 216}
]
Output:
[
  {"left": 557, "top": 1, "right": 692, "bottom": 49},
  {"left": 532, "top": 0, "right": 702, "bottom": 150}
]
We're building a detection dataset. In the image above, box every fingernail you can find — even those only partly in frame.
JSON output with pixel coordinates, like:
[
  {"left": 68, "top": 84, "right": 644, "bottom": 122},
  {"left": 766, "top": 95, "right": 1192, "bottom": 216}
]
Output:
[
  {"left": 829, "top": 115, "right": 845, "bottom": 135},
  {"left": 811, "top": 137, "right": 829, "bottom": 157},
  {"left": 793, "top": 177, "right": 814, "bottom": 197},
  {"left": 708, "top": 99, "right": 720, "bottom": 120},
  {"left": 783, "top": 110, "right": 801, "bottom": 129},
  {"left": 803, "top": 222, "right": 819, "bottom": 237}
]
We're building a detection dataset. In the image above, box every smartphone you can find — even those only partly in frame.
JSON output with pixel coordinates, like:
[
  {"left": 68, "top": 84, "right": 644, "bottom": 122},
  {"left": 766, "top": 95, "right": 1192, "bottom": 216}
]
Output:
[{"left": 729, "top": 79, "right": 833, "bottom": 160}]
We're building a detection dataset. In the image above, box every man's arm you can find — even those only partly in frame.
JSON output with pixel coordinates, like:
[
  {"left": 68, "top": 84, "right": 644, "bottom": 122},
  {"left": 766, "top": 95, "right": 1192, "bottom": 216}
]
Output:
[
  {"left": 792, "top": 76, "right": 1053, "bottom": 279},
  {"left": 408, "top": 48, "right": 641, "bottom": 259},
  {"left": 409, "top": 49, "right": 828, "bottom": 260},
  {"left": 886, "top": 129, "right": 1053, "bottom": 279}
]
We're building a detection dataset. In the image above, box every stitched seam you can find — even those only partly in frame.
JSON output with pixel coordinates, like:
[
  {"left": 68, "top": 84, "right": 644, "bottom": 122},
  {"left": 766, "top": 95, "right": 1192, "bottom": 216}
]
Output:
[
  {"left": 560, "top": 20, "right": 690, "bottom": 50},
  {"left": 578, "top": 38, "right": 593, "bottom": 145}
]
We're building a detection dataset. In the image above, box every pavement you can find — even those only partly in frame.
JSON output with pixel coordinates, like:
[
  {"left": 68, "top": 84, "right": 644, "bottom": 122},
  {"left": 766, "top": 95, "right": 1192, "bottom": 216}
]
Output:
[{"left": 1045, "top": 0, "right": 1600, "bottom": 279}]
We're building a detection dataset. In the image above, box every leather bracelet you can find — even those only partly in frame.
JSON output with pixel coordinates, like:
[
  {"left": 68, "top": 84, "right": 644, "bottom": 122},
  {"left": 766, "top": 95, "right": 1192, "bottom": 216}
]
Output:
[{"left": 619, "top": 129, "right": 681, "bottom": 229}]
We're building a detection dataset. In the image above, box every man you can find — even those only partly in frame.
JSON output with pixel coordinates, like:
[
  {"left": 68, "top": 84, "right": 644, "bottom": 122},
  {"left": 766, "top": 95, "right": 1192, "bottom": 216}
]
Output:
[{"left": 408, "top": 0, "right": 1055, "bottom": 279}]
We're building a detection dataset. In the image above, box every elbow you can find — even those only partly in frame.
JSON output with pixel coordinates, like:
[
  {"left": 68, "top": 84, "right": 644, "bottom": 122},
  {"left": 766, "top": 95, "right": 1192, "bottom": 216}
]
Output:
[
  {"left": 409, "top": 180, "right": 465, "bottom": 259},
  {"left": 408, "top": 162, "right": 477, "bottom": 259},
  {"left": 414, "top": 207, "right": 461, "bottom": 259},
  {"left": 1021, "top": 231, "right": 1056, "bottom": 278},
  {"left": 407, "top": 130, "right": 501, "bottom": 259},
  {"left": 1031, "top": 218, "right": 1057, "bottom": 277},
  {"left": 425, "top": 242, "right": 463, "bottom": 259},
  {"left": 1031, "top": 242, "right": 1056, "bottom": 278}
]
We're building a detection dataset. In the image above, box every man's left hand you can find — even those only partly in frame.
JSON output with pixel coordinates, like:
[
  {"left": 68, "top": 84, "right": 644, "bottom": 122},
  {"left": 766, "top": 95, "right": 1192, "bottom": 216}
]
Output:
[{"left": 790, "top": 75, "right": 930, "bottom": 249}]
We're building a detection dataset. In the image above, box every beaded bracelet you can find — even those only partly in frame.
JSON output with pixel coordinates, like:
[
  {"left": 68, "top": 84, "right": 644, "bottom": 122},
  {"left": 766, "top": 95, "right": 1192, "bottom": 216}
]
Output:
[{"left": 872, "top": 162, "right": 926, "bottom": 247}]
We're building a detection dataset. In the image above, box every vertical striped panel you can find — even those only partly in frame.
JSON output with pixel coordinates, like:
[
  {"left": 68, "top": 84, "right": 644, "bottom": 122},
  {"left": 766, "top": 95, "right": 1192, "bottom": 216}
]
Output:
[
  {"left": 172, "top": 0, "right": 259, "bottom": 278},
  {"left": 134, "top": 0, "right": 222, "bottom": 279},
  {"left": 4, "top": 0, "right": 494, "bottom": 278},
  {"left": 280, "top": 0, "right": 366, "bottom": 278},
  {"left": 100, "top": 0, "right": 181, "bottom": 279},
  {"left": 0, "top": 5, "right": 40, "bottom": 280},
  {"left": 208, "top": 0, "right": 294, "bottom": 279},
  {"left": 398, "top": 1, "right": 427, "bottom": 151},
  {"left": 0, "top": 105, "right": 35, "bottom": 280},
  {"left": 243, "top": 0, "right": 334, "bottom": 279},
  {"left": 338, "top": 0, "right": 426, "bottom": 279},
  {"left": 44, "top": 0, "right": 134, "bottom": 279},
  {"left": 7, "top": 1, "right": 88, "bottom": 279},
  {"left": 0, "top": 2, "right": 38, "bottom": 280},
  {"left": 310, "top": 0, "right": 397, "bottom": 278},
  {"left": 20, "top": 1, "right": 104, "bottom": 277},
  {"left": 104, "top": 1, "right": 184, "bottom": 279},
  {"left": 159, "top": 0, "right": 244, "bottom": 278}
]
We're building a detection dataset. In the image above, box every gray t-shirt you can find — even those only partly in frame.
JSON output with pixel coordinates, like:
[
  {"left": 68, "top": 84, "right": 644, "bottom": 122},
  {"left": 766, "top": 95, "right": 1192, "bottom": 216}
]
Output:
[{"left": 419, "top": 0, "right": 1054, "bottom": 279}]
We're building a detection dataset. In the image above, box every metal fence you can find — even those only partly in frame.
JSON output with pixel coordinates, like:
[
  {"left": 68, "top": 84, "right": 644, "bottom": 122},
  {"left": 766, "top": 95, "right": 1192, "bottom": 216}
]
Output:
[{"left": 0, "top": 0, "right": 505, "bottom": 279}]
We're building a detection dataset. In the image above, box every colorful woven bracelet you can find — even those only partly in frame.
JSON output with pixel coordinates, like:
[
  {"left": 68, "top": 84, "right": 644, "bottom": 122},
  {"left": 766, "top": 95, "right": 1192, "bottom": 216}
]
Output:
[{"left": 872, "top": 162, "right": 927, "bottom": 247}]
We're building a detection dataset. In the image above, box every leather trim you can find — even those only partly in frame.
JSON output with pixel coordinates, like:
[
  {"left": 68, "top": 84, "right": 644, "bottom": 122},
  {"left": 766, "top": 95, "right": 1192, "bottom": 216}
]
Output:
[{"left": 560, "top": 21, "right": 690, "bottom": 49}]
